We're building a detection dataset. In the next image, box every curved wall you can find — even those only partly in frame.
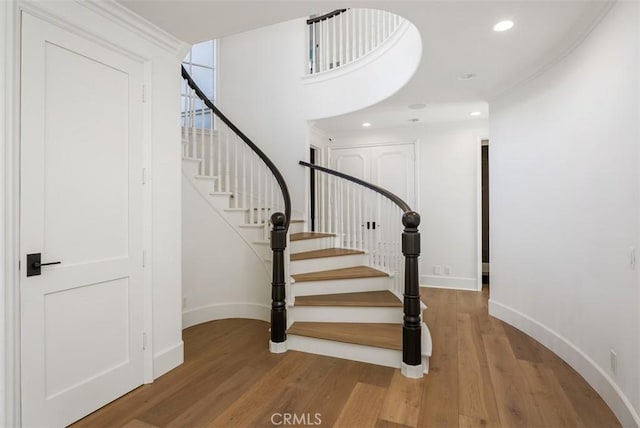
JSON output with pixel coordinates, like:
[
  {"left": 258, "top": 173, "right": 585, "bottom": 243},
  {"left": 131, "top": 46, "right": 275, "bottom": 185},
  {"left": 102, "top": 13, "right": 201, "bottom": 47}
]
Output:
[
  {"left": 218, "top": 14, "right": 421, "bottom": 217},
  {"left": 489, "top": 2, "right": 639, "bottom": 425},
  {"left": 301, "top": 20, "right": 422, "bottom": 120},
  {"left": 182, "top": 174, "right": 270, "bottom": 328}
]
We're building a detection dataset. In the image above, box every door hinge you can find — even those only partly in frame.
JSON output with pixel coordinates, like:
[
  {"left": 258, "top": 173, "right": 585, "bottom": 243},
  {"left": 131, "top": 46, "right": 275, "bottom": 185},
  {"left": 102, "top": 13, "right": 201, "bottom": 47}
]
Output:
[
  {"left": 142, "top": 250, "right": 146, "bottom": 268},
  {"left": 142, "top": 168, "right": 146, "bottom": 185},
  {"left": 142, "top": 332, "right": 148, "bottom": 350},
  {"left": 142, "top": 84, "right": 147, "bottom": 103}
]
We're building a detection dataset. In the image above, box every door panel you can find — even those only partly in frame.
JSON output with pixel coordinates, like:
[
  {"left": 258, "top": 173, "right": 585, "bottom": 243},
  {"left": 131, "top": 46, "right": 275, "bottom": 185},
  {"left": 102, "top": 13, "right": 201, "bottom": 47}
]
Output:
[
  {"left": 370, "top": 144, "right": 416, "bottom": 209},
  {"left": 20, "top": 13, "right": 145, "bottom": 427},
  {"left": 44, "top": 43, "right": 130, "bottom": 265},
  {"left": 331, "top": 148, "right": 368, "bottom": 181}
]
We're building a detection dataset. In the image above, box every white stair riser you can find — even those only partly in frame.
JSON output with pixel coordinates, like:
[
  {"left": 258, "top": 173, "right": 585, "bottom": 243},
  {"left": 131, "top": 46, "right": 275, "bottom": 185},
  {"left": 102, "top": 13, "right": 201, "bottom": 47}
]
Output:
[
  {"left": 290, "top": 253, "right": 367, "bottom": 274},
  {"left": 238, "top": 226, "right": 269, "bottom": 242},
  {"left": 292, "top": 276, "right": 391, "bottom": 296},
  {"left": 252, "top": 242, "right": 271, "bottom": 259},
  {"left": 192, "top": 178, "right": 217, "bottom": 195},
  {"left": 290, "top": 236, "right": 337, "bottom": 253},
  {"left": 287, "top": 335, "right": 401, "bottom": 369},
  {"left": 289, "top": 222, "right": 305, "bottom": 234},
  {"left": 222, "top": 210, "right": 248, "bottom": 225},
  {"left": 182, "top": 158, "right": 201, "bottom": 177},
  {"left": 206, "top": 194, "right": 233, "bottom": 210},
  {"left": 291, "top": 306, "right": 403, "bottom": 323}
]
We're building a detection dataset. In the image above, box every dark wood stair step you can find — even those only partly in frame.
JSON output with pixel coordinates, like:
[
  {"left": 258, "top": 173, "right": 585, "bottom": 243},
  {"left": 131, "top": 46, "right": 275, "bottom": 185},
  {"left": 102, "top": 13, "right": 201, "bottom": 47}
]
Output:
[
  {"left": 291, "top": 266, "right": 388, "bottom": 282},
  {"left": 295, "top": 290, "right": 401, "bottom": 307},
  {"left": 291, "top": 248, "right": 364, "bottom": 261},
  {"left": 287, "top": 322, "right": 402, "bottom": 350},
  {"left": 290, "top": 232, "right": 335, "bottom": 241}
]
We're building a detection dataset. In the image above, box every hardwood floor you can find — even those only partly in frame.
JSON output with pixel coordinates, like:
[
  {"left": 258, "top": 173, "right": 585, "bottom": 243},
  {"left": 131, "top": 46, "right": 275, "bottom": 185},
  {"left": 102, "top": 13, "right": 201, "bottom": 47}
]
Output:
[{"left": 72, "top": 288, "right": 620, "bottom": 428}]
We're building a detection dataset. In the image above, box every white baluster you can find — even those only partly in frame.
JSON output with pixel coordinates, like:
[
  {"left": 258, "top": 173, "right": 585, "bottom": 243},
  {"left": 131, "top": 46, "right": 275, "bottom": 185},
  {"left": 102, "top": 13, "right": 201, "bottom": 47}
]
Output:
[
  {"left": 225, "top": 124, "right": 230, "bottom": 192},
  {"left": 358, "top": 9, "right": 363, "bottom": 58},
  {"left": 357, "top": 186, "right": 363, "bottom": 250},
  {"left": 323, "top": 19, "right": 329, "bottom": 72},
  {"left": 345, "top": 183, "right": 351, "bottom": 249},
  {"left": 327, "top": 16, "right": 338, "bottom": 68},
  {"left": 242, "top": 144, "right": 247, "bottom": 210},
  {"left": 218, "top": 123, "right": 223, "bottom": 187},
  {"left": 338, "top": 11, "right": 343, "bottom": 68},
  {"left": 233, "top": 135, "right": 238, "bottom": 206},
  {"left": 249, "top": 155, "right": 255, "bottom": 224}
]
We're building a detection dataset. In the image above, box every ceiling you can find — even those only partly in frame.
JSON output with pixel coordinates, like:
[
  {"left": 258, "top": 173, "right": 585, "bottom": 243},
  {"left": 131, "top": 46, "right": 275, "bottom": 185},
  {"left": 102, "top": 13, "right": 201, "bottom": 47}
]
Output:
[{"left": 119, "top": 0, "right": 612, "bottom": 132}]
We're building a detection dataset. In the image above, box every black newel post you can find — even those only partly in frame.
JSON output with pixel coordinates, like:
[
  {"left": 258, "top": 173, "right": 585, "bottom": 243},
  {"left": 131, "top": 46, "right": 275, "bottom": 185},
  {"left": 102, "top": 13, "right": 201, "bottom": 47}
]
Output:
[
  {"left": 270, "top": 212, "right": 287, "bottom": 346},
  {"left": 402, "top": 211, "right": 422, "bottom": 368}
]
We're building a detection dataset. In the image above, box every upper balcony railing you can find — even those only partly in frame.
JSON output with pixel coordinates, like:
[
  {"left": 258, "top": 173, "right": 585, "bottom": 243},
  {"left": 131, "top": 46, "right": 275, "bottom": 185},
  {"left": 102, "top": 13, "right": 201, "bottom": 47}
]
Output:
[{"left": 307, "top": 8, "right": 406, "bottom": 74}]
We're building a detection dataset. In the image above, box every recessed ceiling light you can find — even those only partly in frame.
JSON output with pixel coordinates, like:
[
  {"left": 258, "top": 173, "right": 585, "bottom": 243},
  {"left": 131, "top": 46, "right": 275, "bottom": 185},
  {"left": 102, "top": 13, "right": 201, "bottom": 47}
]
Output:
[
  {"left": 494, "top": 20, "right": 514, "bottom": 32},
  {"left": 408, "top": 103, "right": 427, "bottom": 110},
  {"left": 362, "top": 122, "right": 371, "bottom": 127},
  {"left": 470, "top": 111, "right": 482, "bottom": 116},
  {"left": 458, "top": 73, "right": 477, "bottom": 81}
]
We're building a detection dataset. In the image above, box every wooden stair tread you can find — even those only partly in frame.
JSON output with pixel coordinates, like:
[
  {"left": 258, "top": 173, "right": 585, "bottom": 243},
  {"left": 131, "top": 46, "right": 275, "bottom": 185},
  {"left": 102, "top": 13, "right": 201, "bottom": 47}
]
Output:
[
  {"left": 287, "top": 322, "right": 402, "bottom": 350},
  {"left": 292, "top": 265, "right": 388, "bottom": 282},
  {"left": 295, "top": 290, "right": 401, "bottom": 307},
  {"left": 291, "top": 248, "right": 364, "bottom": 261},
  {"left": 290, "top": 232, "right": 335, "bottom": 241}
]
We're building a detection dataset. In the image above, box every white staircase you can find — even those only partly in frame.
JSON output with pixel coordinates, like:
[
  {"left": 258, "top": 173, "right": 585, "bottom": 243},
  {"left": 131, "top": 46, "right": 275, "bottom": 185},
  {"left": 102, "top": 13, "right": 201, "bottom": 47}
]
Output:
[
  {"left": 182, "top": 65, "right": 431, "bottom": 376},
  {"left": 285, "top": 231, "right": 431, "bottom": 372}
]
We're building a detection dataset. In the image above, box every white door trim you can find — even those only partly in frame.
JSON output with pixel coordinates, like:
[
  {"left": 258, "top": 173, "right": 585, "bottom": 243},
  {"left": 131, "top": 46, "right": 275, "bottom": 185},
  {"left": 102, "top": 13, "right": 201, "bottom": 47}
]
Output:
[
  {"left": 3, "top": 4, "right": 156, "bottom": 425},
  {"left": 3, "top": 1, "right": 22, "bottom": 426}
]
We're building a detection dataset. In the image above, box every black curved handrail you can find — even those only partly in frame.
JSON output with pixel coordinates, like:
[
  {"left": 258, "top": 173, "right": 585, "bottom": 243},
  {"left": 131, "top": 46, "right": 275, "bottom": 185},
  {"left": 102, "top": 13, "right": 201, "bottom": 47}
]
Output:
[
  {"left": 307, "top": 9, "right": 348, "bottom": 25},
  {"left": 299, "top": 161, "right": 412, "bottom": 213},
  {"left": 182, "top": 66, "right": 291, "bottom": 230}
]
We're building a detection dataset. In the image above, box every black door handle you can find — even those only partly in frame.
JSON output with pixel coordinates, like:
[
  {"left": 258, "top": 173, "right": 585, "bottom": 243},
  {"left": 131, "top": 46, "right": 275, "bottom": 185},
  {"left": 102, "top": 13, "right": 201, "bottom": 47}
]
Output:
[{"left": 26, "top": 253, "right": 61, "bottom": 277}]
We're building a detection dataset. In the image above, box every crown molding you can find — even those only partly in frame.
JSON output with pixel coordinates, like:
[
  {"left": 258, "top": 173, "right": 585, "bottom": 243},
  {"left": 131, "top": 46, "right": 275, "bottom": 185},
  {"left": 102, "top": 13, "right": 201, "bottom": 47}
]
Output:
[{"left": 77, "top": 0, "right": 189, "bottom": 58}]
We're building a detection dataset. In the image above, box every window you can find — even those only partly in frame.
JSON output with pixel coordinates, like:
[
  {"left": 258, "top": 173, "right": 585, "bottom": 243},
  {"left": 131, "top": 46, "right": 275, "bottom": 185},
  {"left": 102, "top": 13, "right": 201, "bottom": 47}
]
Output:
[{"left": 182, "top": 40, "right": 216, "bottom": 128}]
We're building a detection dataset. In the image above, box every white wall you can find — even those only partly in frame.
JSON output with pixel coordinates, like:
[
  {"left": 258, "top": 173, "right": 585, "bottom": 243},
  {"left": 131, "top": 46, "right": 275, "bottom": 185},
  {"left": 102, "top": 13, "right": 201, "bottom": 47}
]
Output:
[
  {"left": 182, "top": 174, "right": 270, "bottom": 326},
  {"left": 489, "top": 2, "right": 639, "bottom": 425},
  {"left": 218, "top": 18, "right": 309, "bottom": 219},
  {"left": 1, "top": 3, "right": 186, "bottom": 422},
  {"left": 326, "top": 119, "right": 489, "bottom": 291}
]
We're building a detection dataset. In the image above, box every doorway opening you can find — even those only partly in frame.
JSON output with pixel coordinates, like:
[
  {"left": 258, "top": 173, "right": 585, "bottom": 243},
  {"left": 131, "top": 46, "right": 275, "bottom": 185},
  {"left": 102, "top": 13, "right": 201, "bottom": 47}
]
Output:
[{"left": 481, "top": 139, "right": 490, "bottom": 287}]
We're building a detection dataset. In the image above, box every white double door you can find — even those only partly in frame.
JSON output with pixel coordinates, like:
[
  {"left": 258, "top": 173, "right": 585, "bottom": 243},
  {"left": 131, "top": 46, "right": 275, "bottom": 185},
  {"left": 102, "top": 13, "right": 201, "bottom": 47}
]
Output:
[
  {"left": 327, "top": 143, "right": 417, "bottom": 252},
  {"left": 20, "top": 13, "right": 146, "bottom": 427},
  {"left": 329, "top": 143, "right": 417, "bottom": 209}
]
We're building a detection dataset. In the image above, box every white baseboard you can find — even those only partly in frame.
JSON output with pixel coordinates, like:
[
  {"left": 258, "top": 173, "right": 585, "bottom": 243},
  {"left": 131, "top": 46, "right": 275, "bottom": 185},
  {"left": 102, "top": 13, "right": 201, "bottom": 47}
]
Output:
[
  {"left": 153, "top": 341, "right": 184, "bottom": 379},
  {"left": 420, "top": 275, "right": 477, "bottom": 291},
  {"left": 489, "top": 299, "right": 640, "bottom": 427},
  {"left": 182, "top": 302, "right": 270, "bottom": 329}
]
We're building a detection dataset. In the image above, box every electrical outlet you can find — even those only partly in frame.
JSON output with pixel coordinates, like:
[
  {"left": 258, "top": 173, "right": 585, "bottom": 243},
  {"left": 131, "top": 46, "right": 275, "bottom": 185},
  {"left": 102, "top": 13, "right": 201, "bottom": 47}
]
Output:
[
  {"left": 630, "top": 247, "right": 636, "bottom": 270},
  {"left": 182, "top": 297, "right": 187, "bottom": 309},
  {"left": 444, "top": 266, "right": 452, "bottom": 275},
  {"left": 610, "top": 349, "right": 617, "bottom": 375},
  {"left": 434, "top": 265, "right": 442, "bottom": 275}
]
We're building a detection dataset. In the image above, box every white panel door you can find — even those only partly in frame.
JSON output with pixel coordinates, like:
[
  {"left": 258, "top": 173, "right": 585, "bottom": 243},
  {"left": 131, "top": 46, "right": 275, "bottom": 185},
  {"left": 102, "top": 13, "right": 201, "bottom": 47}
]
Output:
[
  {"left": 330, "top": 143, "right": 416, "bottom": 208},
  {"left": 20, "top": 13, "right": 145, "bottom": 427}
]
